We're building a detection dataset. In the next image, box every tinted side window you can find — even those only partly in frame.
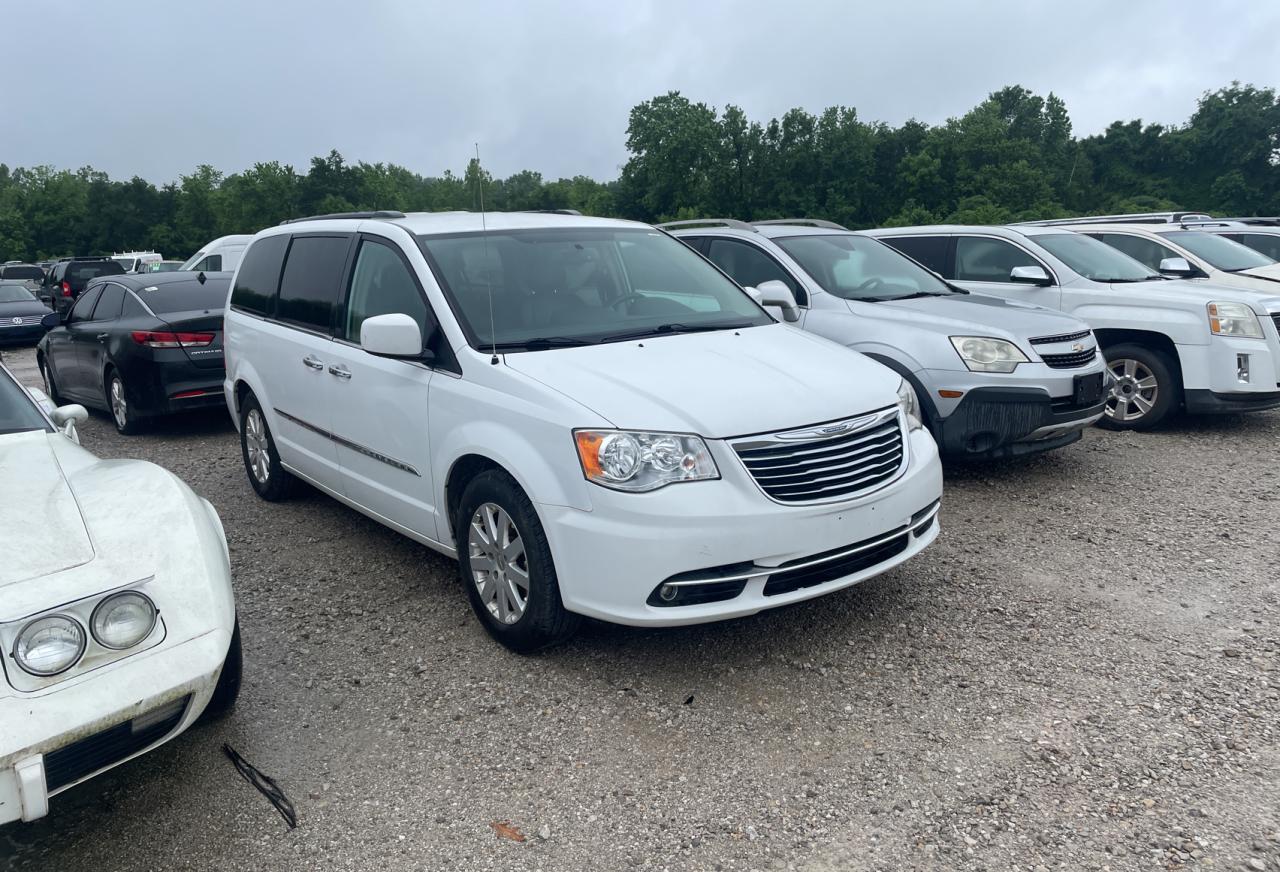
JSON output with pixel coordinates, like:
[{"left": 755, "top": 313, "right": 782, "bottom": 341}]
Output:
[
  {"left": 92, "top": 283, "right": 125, "bottom": 320},
  {"left": 954, "top": 237, "right": 1041, "bottom": 282},
  {"left": 882, "top": 235, "right": 949, "bottom": 275},
  {"left": 122, "top": 293, "right": 148, "bottom": 318},
  {"left": 1094, "top": 233, "right": 1176, "bottom": 271},
  {"left": 231, "top": 234, "right": 289, "bottom": 317},
  {"left": 68, "top": 286, "right": 103, "bottom": 323},
  {"left": 192, "top": 254, "right": 222, "bottom": 272},
  {"left": 705, "top": 238, "right": 805, "bottom": 303},
  {"left": 1241, "top": 233, "right": 1280, "bottom": 261},
  {"left": 342, "top": 239, "right": 429, "bottom": 343},
  {"left": 277, "top": 235, "right": 350, "bottom": 331}
]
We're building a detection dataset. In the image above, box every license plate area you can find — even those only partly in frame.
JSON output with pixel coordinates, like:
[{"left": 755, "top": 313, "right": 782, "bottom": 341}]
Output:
[{"left": 1074, "top": 372, "right": 1104, "bottom": 406}]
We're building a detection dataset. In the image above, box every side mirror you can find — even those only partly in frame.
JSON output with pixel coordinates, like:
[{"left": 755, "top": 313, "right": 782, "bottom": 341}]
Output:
[
  {"left": 750, "top": 279, "right": 801, "bottom": 323},
  {"left": 50, "top": 404, "right": 88, "bottom": 444},
  {"left": 41, "top": 311, "right": 62, "bottom": 328},
  {"left": 1010, "top": 265, "right": 1053, "bottom": 286},
  {"left": 1158, "top": 256, "right": 1196, "bottom": 277},
  {"left": 360, "top": 313, "right": 433, "bottom": 361}
]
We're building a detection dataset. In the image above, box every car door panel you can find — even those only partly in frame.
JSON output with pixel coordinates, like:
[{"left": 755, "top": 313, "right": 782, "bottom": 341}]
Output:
[
  {"left": 78, "top": 282, "right": 125, "bottom": 398},
  {"left": 60, "top": 286, "right": 105, "bottom": 399}
]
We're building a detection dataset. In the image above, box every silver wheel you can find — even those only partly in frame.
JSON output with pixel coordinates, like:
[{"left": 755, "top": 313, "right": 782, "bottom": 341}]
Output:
[
  {"left": 1105, "top": 358, "right": 1159, "bottom": 423},
  {"left": 244, "top": 408, "right": 271, "bottom": 485},
  {"left": 110, "top": 376, "right": 128, "bottom": 429},
  {"left": 467, "top": 502, "right": 529, "bottom": 625}
]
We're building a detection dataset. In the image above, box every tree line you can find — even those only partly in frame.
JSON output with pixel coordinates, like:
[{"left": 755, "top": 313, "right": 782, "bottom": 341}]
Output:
[{"left": 1, "top": 82, "right": 1276, "bottom": 262}]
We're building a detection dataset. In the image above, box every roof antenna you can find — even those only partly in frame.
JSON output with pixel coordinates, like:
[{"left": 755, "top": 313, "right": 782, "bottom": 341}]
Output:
[{"left": 475, "top": 143, "right": 498, "bottom": 365}]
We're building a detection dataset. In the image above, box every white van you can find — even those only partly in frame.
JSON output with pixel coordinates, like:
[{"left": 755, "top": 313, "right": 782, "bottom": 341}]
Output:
[
  {"left": 181, "top": 234, "right": 253, "bottom": 273},
  {"left": 111, "top": 251, "right": 163, "bottom": 273},
  {"left": 222, "top": 210, "right": 944, "bottom": 651}
]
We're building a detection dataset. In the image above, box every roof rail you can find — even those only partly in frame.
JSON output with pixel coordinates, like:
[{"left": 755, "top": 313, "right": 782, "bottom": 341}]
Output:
[
  {"left": 1218, "top": 216, "right": 1280, "bottom": 227},
  {"left": 279, "top": 210, "right": 406, "bottom": 225},
  {"left": 753, "top": 218, "right": 848, "bottom": 231},
  {"left": 654, "top": 218, "right": 757, "bottom": 232},
  {"left": 1016, "top": 211, "right": 1214, "bottom": 227},
  {"left": 520, "top": 209, "right": 582, "bottom": 216}
]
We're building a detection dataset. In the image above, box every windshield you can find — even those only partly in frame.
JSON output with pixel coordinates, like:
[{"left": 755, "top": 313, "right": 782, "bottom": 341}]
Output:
[
  {"left": 774, "top": 234, "right": 952, "bottom": 301},
  {"left": 417, "top": 227, "right": 771, "bottom": 349},
  {"left": 1159, "top": 231, "right": 1275, "bottom": 271},
  {"left": 113, "top": 257, "right": 136, "bottom": 270},
  {"left": 179, "top": 251, "right": 207, "bottom": 270},
  {"left": 0, "top": 369, "right": 50, "bottom": 435},
  {"left": 0, "top": 284, "right": 36, "bottom": 303},
  {"left": 1035, "top": 233, "right": 1157, "bottom": 281}
]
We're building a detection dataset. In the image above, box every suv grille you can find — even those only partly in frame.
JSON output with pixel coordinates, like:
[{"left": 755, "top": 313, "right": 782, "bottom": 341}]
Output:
[
  {"left": 1039, "top": 346, "right": 1097, "bottom": 369},
  {"left": 1270, "top": 313, "right": 1280, "bottom": 336},
  {"left": 1029, "top": 329, "right": 1091, "bottom": 346},
  {"left": 732, "top": 409, "right": 905, "bottom": 504}
]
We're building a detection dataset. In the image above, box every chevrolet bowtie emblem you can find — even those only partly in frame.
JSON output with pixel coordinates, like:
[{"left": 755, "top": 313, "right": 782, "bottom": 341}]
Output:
[{"left": 1071, "top": 342, "right": 1084, "bottom": 352}]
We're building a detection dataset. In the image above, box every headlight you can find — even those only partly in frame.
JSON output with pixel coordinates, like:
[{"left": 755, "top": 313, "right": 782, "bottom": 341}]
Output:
[
  {"left": 91, "top": 591, "right": 157, "bottom": 649},
  {"left": 896, "top": 380, "right": 925, "bottom": 431},
  {"left": 574, "top": 430, "right": 719, "bottom": 491},
  {"left": 949, "top": 336, "right": 1029, "bottom": 373},
  {"left": 1208, "top": 302, "right": 1263, "bottom": 338},
  {"left": 14, "top": 615, "right": 85, "bottom": 676}
]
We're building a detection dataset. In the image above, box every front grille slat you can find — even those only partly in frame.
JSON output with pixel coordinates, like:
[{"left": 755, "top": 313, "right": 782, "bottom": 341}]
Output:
[
  {"left": 43, "top": 696, "right": 189, "bottom": 792},
  {"left": 733, "top": 411, "right": 906, "bottom": 504},
  {"left": 763, "top": 531, "right": 911, "bottom": 596},
  {"left": 1029, "top": 329, "right": 1091, "bottom": 346},
  {"left": 1039, "top": 347, "right": 1097, "bottom": 369},
  {"left": 1270, "top": 312, "right": 1280, "bottom": 335}
]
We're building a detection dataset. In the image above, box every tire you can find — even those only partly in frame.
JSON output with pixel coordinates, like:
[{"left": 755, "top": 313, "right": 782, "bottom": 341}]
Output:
[
  {"left": 39, "top": 355, "right": 63, "bottom": 405},
  {"left": 107, "top": 369, "right": 147, "bottom": 435},
  {"left": 1099, "top": 343, "right": 1181, "bottom": 431},
  {"left": 198, "top": 619, "right": 242, "bottom": 724},
  {"left": 239, "top": 392, "right": 296, "bottom": 501},
  {"left": 454, "top": 470, "right": 581, "bottom": 653}
]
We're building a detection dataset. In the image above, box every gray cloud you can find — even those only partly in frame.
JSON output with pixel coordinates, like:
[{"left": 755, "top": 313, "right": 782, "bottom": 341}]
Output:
[{"left": 5, "top": 0, "right": 1278, "bottom": 184}]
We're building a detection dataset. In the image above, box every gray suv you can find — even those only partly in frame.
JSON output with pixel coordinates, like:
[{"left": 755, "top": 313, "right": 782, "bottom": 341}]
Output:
[{"left": 663, "top": 219, "right": 1108, "bottom": 460}]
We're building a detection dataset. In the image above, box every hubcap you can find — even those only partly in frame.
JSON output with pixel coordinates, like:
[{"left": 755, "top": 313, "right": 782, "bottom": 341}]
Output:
[
  {"left": 110, "top": 378, "right": 127, "bottom": 428},
  {"left": 467, "top": 502, "right": 529, "bottom": 625},
  {"left": 1105, "top": 358, "right": 1159, "bottom": 422},
  {"left": 245, "top": 409, "right": 271, "bottom": 484}
]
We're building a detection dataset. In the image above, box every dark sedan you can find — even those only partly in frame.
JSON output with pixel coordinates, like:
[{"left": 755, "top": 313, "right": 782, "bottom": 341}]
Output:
[
  {"left": 37, "top": 272, "right": 230, "bottom": 434},
  {"left": 0, "top": 282, "right": 53, "bottom": 345}
]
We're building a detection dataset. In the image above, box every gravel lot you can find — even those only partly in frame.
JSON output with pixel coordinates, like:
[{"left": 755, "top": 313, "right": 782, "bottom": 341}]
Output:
[{"left": 2, "top": 341, "right": 1278, "bottom": 872}]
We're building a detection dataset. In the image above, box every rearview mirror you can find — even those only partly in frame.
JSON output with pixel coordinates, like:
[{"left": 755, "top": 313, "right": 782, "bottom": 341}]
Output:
[
  {"left": 750, "top": 279, "right": 800, "bottom": 322},
  {"left": 1010, "top": 265, "right": 1052, "bottom": 286},
  {"left": 50, "top": 404, "right": 87, "bottom": 444},
  {"left": 41, "top": 311, "right": 62, "bottom": 328},
  {"left": 360, "top": 313, "right": 433, "bottom": 361},
  {"left": 1158, "top": 256, "right": 1196, "bottom": 277}
]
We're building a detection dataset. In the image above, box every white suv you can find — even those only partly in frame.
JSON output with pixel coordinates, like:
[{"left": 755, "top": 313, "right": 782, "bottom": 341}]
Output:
[
  {"left": 868, "top": 225, "right": 1280, "bottom": 429},
  {"left": 223, "top": 211, "right": 943, "bottom": 651}
]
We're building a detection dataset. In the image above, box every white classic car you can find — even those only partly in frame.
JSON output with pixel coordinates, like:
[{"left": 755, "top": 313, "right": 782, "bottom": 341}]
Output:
[{"left": 0, "top": 358, "right": 239, "bottom": 825}]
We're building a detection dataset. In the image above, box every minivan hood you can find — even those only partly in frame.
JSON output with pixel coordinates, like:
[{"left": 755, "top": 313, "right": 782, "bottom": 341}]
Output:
[
  {"left": 502, "top": 323, "right": 902, "bottom": 439},
  {"left": 852, "top": 293, "right": 1087, "bottom": 341},
  {"left": 0, "top": 431, "right": 94, "bottom": 588}
]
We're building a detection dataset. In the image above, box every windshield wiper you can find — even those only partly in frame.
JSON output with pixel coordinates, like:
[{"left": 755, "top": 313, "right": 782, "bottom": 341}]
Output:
[
  {"left": 600, "top": 321, "right": 756, "bottom": 343},
  {"left": 488, "top": 336, "right": 597, "bottom": 351}
]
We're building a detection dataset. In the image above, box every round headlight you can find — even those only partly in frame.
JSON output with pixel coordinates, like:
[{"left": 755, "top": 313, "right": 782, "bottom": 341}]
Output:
[
  {"left": 598, "top": 433, "right": 641, "bottom": 481},
  {"left": 91, "top": 592, "right": 157, "bottom": 650},
  {"left": 14, "top": 615, "right": 86, "bottom": 676}
]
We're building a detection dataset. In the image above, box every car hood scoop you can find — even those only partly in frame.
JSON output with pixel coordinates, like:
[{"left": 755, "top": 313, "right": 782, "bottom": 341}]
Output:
[{"left": 0, "top": 432, "right": 94, "bottom": 588}]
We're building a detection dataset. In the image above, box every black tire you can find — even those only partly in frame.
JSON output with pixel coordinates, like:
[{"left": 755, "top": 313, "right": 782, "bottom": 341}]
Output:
[
  {"left": 1099, "top": 343, "right": 1181, "bottom": 431},
  {"left": 107, "top": 369, "right": 147, "bottom": 435},
  {"left": 198, "top": 619, "right": 242, "bottom": 723},
  {"left": 239, "top": 391, "right": 297, "bottom": 501},
  {"left": 39, "top": 355, "right": 63, "bottom": 405},
  {"left": 454, "top": 470, "right": 581, "bottom": 653}
]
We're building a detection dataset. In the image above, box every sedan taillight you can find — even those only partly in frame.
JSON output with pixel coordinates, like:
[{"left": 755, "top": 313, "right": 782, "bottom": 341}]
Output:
[
  {"left": 61, "top": 281, "right": 72, "bottom": 297},
  {"left": 131, "top": 331, "right": 215, "bottom": 348}
]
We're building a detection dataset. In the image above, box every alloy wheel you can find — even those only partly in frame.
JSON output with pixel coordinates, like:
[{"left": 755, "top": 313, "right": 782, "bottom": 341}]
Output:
[
  {"left": 244, "top": 408, "right": 271, "bottom": 484},
  {"left": 1105, "top": 358, "right": 1159, "bottom": 423},
  {"left": 110, "top": 377, "right": 128, "bottom": 430},
  {"left": 467, "top": 502, "right": 530, "bottom": 625}
]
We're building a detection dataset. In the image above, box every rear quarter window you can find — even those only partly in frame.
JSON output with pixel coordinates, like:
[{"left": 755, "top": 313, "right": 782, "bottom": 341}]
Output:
[
  {"left": 275, "top": 235, "right": 351, "bottom": 331},
  {"left": 230, "top": 235, "right": 289, "bottom": 317}
]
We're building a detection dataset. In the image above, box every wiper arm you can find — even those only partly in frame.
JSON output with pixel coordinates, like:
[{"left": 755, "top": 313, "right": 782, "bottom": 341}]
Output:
[
  {"left": 600, "top": 321, "right": 755, "bottom": 343},
  {"left": 488, "top": 336, "right": 596, "bottom": 351}
]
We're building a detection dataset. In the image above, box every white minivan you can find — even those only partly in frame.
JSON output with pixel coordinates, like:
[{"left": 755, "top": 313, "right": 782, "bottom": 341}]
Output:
[{"left": 222, "top": 211, "right": 943, "bottom": 651}]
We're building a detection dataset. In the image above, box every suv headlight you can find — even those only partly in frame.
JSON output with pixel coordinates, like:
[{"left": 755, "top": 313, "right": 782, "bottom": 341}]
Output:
[
  {"left": 1208, "top": 302, "right": 1263, "bottom": 338},
  {"left": 574, "top": 430, "right": 719, "bottom": 492},
  {"left": 897, "top": 380, "right": 925, "bottom": 431},
  {"left": 949, "top": 336, "right": 1029, "bottom": 373},
  {"left": 14, "top": 615, "right": 86, "bottom": 676}
]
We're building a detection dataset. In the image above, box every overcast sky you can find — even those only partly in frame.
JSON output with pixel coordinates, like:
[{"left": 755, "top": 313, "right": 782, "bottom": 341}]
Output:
[{"left": 5, "top": 0, "right": 1278, "bottom": 184}]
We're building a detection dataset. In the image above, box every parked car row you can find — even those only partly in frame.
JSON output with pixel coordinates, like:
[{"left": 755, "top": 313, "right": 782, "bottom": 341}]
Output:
[{"left": 4, "top": 205, "right": 1280, "bottom": 827}]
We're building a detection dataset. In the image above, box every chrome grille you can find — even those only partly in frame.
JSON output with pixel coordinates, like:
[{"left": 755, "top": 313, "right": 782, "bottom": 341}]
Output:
[
  {"left": 1029, "top": 329, "right": 1091, "bottom": 346},
  {"left": 0, "top": 315, "right": 44, "bottom": 326},
  {"left": 732, "top": 408, "right": 905, "bottom": 504},
  {"left": 1039, "top": 346, "right": 1097, "bottom": 369}
]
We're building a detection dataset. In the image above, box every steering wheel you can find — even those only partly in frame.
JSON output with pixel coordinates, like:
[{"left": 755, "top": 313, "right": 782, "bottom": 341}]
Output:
[
  {"left": 609, "top": 293, "right": 649, "bottom": 310},
  {"left": 855, "top": 277, "right": 886, "bottom": 294}
]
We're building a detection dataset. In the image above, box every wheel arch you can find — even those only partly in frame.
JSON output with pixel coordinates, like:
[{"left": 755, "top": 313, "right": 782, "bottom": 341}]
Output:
[{"left": 1093, "top": 329, "right": 1184, "bottom": 379}]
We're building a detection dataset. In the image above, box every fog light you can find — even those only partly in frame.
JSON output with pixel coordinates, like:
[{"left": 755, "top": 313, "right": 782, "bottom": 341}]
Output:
[
  {"left": 1237, "top": 353, "right": 1250, "bottom": 383},
  {"left": 658, "top": 584, "right": 679, "bottom": 602}
]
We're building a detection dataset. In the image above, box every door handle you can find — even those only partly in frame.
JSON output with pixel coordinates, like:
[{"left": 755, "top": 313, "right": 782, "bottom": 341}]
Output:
[
  {"left": 96, "top": 333, "right": 109, "bottom": 341},
  {"left": 302, "top": 355, "right": 325, "bottom": 370},
  {"left": 328, "top": 365, "right": 352, "bottom": 380}
]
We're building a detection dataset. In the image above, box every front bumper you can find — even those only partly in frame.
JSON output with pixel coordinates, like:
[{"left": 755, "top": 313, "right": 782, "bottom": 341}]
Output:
[
  {"left": 933, "top": 385, "right": 1105, "bottom": 460},
  {"left": 1183, "top": 389, "right": 1280, "bottom": 414},
  {"left": 0, "top": 324, "right": 47, "bottom": 344},
  {"left": 540, "top": 427, "right": 943, "bottom": 626},
  {"left": 0, "top": 629, "right": 229, "bottom": 825}
]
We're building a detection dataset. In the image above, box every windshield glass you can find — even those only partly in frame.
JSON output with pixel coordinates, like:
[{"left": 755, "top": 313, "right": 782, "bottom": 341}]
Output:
[
  {"left": 0, "top": 369, "right": 50, "bottom": 435},
  {"left": 179, "top": 251, "right": 207, "bottom": 270},
  {"left": 0, "top": 284, "right": 36, "bottom": 303},
  {"left": 1159, "top": 231, "right": 1275, "bottom": 271},
  {"left": 774, "top": 234, "right": 952, "bottom": 300},
  {"left": 1035, "top": 233, "right": 1157, "bottom": 281},
  {"left": 417, "top": 227, "right": 771, "bottom": 349}
]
